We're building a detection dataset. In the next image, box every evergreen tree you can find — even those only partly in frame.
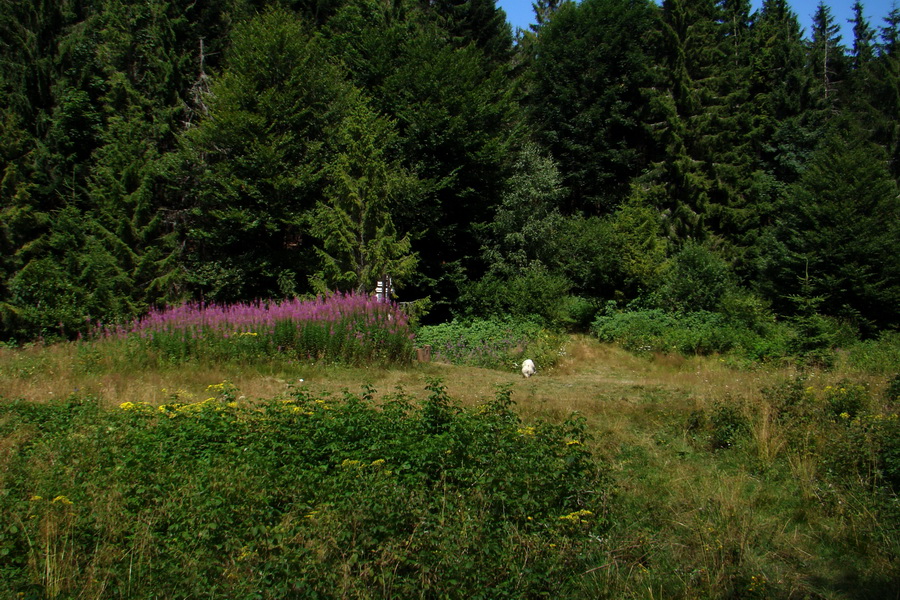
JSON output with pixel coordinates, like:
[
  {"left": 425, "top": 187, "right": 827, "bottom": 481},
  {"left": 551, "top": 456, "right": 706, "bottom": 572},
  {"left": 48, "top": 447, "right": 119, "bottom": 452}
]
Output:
[
  {"left": 176, "top": 8, "right": 352, "bottom": 301},
  {"left": 640, "top": 0, "right": 726, "bottom": 241},
  {"left": 747, "top": 0, "right": 810, "bottom": 185},
  {"left": 480, "top": 142, "right": 566, "bottom": 277},
  {"left": 850, "top": 0, "right": 876, "bottom": 70},
  {"left": 310, "top": 95, "right": 419, "bottom": 295},
  {"left": 532, "top": 0, "right": 563, "bottom": 29},
  {"left": 807, "top": 1, "right": 846, "bottom": 123},
  {"left": 326, "top": 0, "right": 520, "bottom": 317},
  {"left": 422, "top": 0, "right": 514, "bottom": 65},
  {"left": 873, "top": 5, "right": 900, "bottom": 178},
  {"left": 528, "top": 0, "right": 657, "bottom": 214},
  {"left": 757, "top": 119, "right": 900, "bottom": 333}
]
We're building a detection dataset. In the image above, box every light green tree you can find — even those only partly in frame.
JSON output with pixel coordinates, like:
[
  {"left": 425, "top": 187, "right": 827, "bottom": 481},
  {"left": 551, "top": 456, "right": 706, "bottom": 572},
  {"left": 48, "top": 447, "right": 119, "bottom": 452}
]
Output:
[{"left": 310, "top": 95, "right": 419, "bottom": 295}]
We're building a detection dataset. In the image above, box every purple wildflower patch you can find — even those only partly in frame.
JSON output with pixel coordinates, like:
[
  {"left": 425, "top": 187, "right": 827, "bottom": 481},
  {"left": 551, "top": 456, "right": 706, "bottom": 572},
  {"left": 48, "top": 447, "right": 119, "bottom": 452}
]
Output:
[{"left": 95, "top": 293, "right": 414, "bottom": 365}]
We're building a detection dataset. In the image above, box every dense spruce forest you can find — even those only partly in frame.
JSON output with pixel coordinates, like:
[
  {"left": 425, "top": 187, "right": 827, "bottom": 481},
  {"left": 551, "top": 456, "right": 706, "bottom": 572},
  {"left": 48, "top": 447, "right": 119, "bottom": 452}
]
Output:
[{"left": 1, "top": 0, "right": 898, "bottom": 343}]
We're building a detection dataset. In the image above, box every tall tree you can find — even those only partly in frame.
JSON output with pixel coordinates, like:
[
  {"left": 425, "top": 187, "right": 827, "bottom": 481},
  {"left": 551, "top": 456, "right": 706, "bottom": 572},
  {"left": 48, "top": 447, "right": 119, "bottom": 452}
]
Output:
[
  {"left": 640, "top": 0, "right": 726, "bottom": 241},
  {"left": 422, "top": 0, "right": 514, "bottom": 65},
  {"left": 325, "top": 0, "right": 520, "bottom": 317},
  {"left": 310, "top": 94, "right": 419, "bottom": 294},
  {"left": 528, "top": 0, "right": 657, "bottom": 214},
  {"left": 873, "top": 5, "right": 900, "bottom": 178},
  {"left": 745, "top": 0, "right": 811, "bottom": 184},
  {"left": 175, "top": 8, "right": 352, "bottom": 302},
  {"left": 807, "top": 1, "right": 846, "bottom": 124},
  {"left": 756, "top": 119, "right": 900, "bottom": 333}
]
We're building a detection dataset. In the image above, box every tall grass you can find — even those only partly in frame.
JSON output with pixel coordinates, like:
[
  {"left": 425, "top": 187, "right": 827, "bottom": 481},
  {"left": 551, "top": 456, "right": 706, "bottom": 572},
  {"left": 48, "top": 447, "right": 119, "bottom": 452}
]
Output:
[
  {"left": 92, "top": 293, "right": 414, "bottom": 366},
  {"left": 2, "top": 335, "right": 898, "bottom": 598}
]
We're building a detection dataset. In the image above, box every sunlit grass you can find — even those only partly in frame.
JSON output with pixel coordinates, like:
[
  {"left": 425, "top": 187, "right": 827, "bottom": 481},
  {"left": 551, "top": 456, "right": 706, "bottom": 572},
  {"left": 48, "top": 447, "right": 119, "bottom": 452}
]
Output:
[{"left": 1, "top": 333, "right": 898, "bottom": 598}]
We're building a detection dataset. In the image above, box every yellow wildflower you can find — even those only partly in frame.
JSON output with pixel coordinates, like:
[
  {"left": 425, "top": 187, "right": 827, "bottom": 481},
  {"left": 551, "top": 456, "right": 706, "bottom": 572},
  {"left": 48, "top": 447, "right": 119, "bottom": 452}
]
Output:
[
  {"left": 51, "top": 495, "right": 73, "bottom": 505},
  {"left": 119, "top": 401, "right": 135, "bottom": 410},
  {"left": 517, "top": 426, "right": 536, "bottom": 436},
  {"left": 559, "top": 509, "right": 594, "bottom": 523}
]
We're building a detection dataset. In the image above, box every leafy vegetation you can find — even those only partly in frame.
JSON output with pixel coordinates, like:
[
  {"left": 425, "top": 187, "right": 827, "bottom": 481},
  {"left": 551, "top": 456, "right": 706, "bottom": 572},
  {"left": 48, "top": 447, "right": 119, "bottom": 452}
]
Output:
[
  {"left": 91, "top": 293, "right": 414, "bottom": 367},
  {"left": 0, "top": 381, "right": 610, "bottom": 598},
  {"left": 416, "top": 318, "right": 566, "bottom": 371},
  {"left": 1, "top": 333, "right": 898, "bottom": 598}
]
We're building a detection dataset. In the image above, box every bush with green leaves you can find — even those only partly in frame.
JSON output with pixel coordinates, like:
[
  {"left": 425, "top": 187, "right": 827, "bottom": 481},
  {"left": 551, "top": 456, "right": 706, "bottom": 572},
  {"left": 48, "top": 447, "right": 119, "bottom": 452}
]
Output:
[
  {"left": 591, "top": 308, "right": 790, "bottom": 360},
  {"left": 0, "top": 381, "right": 611, "bottom": 599},
  {"left": 458, "top": 265, "right": 580, "bottom": 330},
  {"left": 416, "top": 318, "right": 567, "bottom": 371},
  {"left": 845, "top": 332, "right": 900, "bottom": 375}
]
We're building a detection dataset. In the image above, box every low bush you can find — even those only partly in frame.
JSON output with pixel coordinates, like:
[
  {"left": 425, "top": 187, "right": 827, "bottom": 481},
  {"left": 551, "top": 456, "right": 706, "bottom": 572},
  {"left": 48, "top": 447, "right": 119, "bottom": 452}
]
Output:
[
  {"left": 591, "top": 309, "right": 790, "bottom": 360},
  {"left": 0, "top": 382, "right": 611, "bottom": 598},
  {"left": 844, "top": 332, "right": 900, "bottom": 375},
  {"left": 415, "top": 318, "right": 567, "bottom": 371}
]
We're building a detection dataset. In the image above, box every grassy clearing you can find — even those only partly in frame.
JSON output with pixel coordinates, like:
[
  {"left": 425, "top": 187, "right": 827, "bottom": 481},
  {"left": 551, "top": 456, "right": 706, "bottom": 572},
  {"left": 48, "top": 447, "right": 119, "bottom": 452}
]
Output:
[{"left": 1, "top": 334, "right": 898, "bottom": 598}]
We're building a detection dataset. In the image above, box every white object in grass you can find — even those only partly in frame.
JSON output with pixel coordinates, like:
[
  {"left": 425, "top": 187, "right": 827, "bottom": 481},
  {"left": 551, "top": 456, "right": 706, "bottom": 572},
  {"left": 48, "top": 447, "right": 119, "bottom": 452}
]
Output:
[{"left": 521, "top": 359, "right": 536, "bottom": 378}]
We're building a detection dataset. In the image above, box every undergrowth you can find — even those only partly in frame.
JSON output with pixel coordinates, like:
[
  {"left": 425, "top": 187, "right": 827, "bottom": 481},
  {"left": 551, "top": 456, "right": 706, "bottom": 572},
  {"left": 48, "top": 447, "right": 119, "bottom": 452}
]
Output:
[
  {"left": 0, "top": 381, "right": 611, "bottom": 599},
  {"left": 415, "top": 318, "right": 567, "bottom": 372}
]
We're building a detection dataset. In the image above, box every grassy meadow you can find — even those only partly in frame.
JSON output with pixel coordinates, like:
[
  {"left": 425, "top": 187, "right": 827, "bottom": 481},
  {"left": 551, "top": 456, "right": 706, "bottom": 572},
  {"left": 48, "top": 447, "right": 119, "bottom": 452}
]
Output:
[{"left": 0, "top": 299, "right": 898, "bottom": 599}]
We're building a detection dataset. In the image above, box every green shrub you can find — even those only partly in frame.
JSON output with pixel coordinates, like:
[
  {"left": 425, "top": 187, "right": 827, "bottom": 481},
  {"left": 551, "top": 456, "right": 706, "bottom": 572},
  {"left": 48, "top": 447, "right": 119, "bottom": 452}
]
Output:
[
  {"left": 416, "top": 318, "right": 566, "bottom": 372},
  {"left": 0, "top": 382, "right": 612, "bottom": 598},
  {"left": 845, "top": 332, "right": 900, "bottom": 375},
  {"left": 591, "top": 308, "right": 789, "bottom": 360},
  {"left": 457, "top": 266, "right": 577, "bottom": 329},
  {"left": 655, "top": 242, "right": 734, "bottom": 312}
]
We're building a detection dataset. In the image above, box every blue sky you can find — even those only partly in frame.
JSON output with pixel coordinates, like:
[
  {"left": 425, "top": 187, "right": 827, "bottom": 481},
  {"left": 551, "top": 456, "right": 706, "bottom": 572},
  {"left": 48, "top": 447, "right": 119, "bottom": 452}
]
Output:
[{"left": 497, "top": 0, "right": 899, "bottom": 43}]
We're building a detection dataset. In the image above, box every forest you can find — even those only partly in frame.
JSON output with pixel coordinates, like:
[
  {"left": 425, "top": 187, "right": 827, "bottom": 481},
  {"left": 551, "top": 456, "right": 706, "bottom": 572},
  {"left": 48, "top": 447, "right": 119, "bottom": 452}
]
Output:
[{"left": 1, "top": 0, "right": 898, "bottom": 344}]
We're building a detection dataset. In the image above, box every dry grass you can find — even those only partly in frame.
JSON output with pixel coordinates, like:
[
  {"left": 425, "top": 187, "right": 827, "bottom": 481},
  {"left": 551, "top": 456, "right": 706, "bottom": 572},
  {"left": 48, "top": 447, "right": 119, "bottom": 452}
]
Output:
[{"left": 2, "top": 334, "right": 897, "bottom": 598}]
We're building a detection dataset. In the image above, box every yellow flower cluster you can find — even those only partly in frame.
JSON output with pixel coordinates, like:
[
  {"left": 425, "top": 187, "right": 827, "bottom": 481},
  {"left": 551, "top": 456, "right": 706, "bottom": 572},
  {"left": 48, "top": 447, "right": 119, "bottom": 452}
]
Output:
[
  {"left": 119, "top": 401, "right": 153, "bottom": 411},
  {"left": 559, "top": 509, "right": 594, "bottom": 523},
  {"left": 517, "top": 426, "right": 536, "bottom": 436}
]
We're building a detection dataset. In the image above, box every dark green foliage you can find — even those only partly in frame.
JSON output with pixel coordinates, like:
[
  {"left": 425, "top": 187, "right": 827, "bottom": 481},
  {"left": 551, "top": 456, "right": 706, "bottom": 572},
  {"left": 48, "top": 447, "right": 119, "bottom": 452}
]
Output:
[
  {"left": 655, "top": 242, "right": 734, "bottom": 312},
  {"left": 528, "top": 0, "right": 657, "bottom": 213},
  {"left": 176, "top": 8, "right": 351, "bottom": 302},
  {"left": 310, "top": 93, "right": 419, "bottom": 294},
  {"left": 0, "top": 384, "right": 611, "bottom": 597},
  {"left": 757, "top": 118, "right": 900, "bottom": 333},
  {"left": 2, "top": 0, "right": 900, "bottom": 350},
  {"left": 458, "top": 264, "right": 578, "bottom": 329},
  {"left": 592, "top": 307, "right": 791, "bottom": 360}
]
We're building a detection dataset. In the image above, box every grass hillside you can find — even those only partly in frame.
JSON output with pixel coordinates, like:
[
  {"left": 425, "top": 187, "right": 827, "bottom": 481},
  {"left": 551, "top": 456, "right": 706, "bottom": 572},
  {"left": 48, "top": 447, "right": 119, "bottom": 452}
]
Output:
[{"left": 1, "top": 333, "right": 898, "bottom": 599}]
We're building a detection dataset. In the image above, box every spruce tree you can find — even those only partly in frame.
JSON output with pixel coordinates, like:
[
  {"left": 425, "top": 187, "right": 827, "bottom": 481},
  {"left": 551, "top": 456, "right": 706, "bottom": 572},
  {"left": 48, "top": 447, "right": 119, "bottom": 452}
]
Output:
[
  {"left": 528, "top": 0, "right": 656, "bottom": 214},
  {"left": 757, "top": 118, "right": 900, "bottom": 332},
  {"left": 176, "top": 8, "right": 353, "bottom": 302},
  {"left": 310, "top": 95, "right": 419, "bottom": 295},
  {"left": 807, "top": 1, "right": 846, "bottom": 125}
]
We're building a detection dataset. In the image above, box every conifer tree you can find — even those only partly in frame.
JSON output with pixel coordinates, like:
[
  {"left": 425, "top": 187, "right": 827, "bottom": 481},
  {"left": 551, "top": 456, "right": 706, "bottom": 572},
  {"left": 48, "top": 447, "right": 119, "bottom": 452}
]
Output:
[
  {"left": 310, "top": 95, "right": 419, "bottom": 295},
  {"left": 757, "top": 119, "right": 900, "bottom": 332},
  {"left": 640, "top": 0, "right": 725, "bottom": 241},
  {"left": 176, "top": 8, "right": 352, "bottom": 301},
  {"left": 807, "top": 1, "right": 846, "bottom": 124},
  {"left": 873, "top": 5, "right": 900, "bottom": 178},
  {"left": 528, "top": 0, "right": 656, "bottom": 214}
]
